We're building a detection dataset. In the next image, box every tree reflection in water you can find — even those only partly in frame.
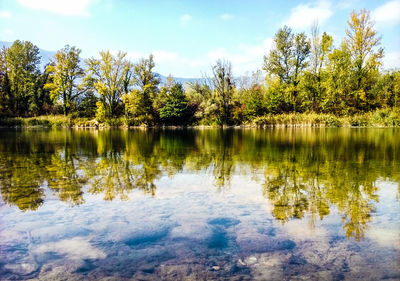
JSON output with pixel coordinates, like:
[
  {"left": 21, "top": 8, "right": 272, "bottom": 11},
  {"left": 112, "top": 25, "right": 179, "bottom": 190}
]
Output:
[{"left": 0, "top": 128, "right": 399, "bottom": 240}]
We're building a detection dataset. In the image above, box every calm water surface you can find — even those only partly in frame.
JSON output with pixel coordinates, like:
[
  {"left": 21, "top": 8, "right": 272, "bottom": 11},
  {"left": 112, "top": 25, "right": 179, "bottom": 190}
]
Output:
[{"left": 0, "top": 128, "right": 399, "bottom": 280}]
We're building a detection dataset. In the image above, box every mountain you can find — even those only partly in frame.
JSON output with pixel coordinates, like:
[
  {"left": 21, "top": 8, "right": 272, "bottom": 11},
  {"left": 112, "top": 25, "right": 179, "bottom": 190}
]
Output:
[
  {"left": 1, "top": 41, "right": 55, "bottom": 71},
  {"left": 0, "top": 41, "right": 204, "bottom": 85},
  {"left": 159, "top": 76, "right": 206, "bottom": 86}
]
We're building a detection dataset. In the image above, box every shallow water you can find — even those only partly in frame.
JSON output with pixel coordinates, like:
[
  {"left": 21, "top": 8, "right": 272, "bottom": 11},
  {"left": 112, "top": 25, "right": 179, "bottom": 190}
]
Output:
[{"left": 0, "top": 128, "right": 399, "bottom": 280}]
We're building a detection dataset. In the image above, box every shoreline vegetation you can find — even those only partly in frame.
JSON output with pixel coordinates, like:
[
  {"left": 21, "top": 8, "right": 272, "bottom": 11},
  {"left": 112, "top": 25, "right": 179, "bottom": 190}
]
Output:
[
  {"left": 1, "top": 10, "right": 399, "bottom": 128},
  {"left": 1, "top": 108, "right": 399, "bottom": 128}
]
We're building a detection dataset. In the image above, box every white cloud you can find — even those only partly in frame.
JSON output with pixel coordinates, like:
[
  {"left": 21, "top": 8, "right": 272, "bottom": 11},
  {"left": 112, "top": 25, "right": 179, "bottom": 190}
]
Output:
[
  {"left": 239, "top": 38, "right": 274, "bottom": 58},
  {"left": 180, "top": 14, "right": 192, "bottom": 26},
  {"left": 336, "top": 0, "right": 359, "bottom": 10},
  {"left": 284, "top": 0, "right": 333, "bottom": 30},
  {"left": 3, "top": 28, "right": 13, "bottom": 35},
  {"left": 1, "top": 28, "right": 14, "bottom": 40},
  {"left": 0, "top": 10, "right": 11, "bottom": 19},
  {"left": 367, "top": 227, "right": 400, "bottom": 249},
  {"left": 33, "top": 237, "right": 106, "bottom": 260},
  {"left": 220, "top": 13, "right": 234, "bottom": 20},
  {"left": 207, "top": 47, "right": 229, "bottom": 62},
  {"left": 382, "top": 51, "right": 400, "bottom": 69},
  {"left": 180, "top": 38, "right": 272, "bottom": 77},
  {"left": 119, "top": 39, "right": 273, "bottom": 78},
  {"left": 126, "top": 51, "right": 143, "bottom": 61},
  {"left": 372, "top": 0, "right": 400, "bottom": 27},
  {"left": 17, "top": 0, "right": 95, "bottom": 16},
  {"left": 152, "top": 50, "right": 178, "bottom": 62},
  {"left": 154, "top": 53, "right": 207, "bottom": 77},
  {"left": 204, "top": 38, "right": 273, "bottom": 76}
]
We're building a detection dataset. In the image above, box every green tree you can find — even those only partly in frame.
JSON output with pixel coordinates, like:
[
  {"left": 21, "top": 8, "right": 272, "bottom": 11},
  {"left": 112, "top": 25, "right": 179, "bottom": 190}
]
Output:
[
  {"left": 373, "top": 70, "right": 400, "bottom": 109},
  {"left": 394, "top": 71, "right": 400, "bottom": 109},
  {"left": 157, "top": 82, "right": 190, "bottom": 125},
  {"left": 77, "top": 91, "right": 98, "bottom": 117},
  {"left": 45, "top": 45, "right": 85, "bottom": 115},
  {"left": 31, "top": 71, "right": 52, "bottom": 116},
  {"left": 236, "top": 71, "right": 266, "bottom": 121},
  {"left": 186, "top": 80, "right": 215, "bottom": 124},
  {"left": 85, "top": 50, "right": 133, "bottom": 119},
  {"left": 134, "top": 54, "right": 160, "bottom": 94},
  {"left": 126, "top": 54, "right": 160, "bottom": 124},
  {"left": 264, "top": 26, "right": 294, "bottom": 84},
  {"left": 0, "top": 47, "right": 11, "bottom": 116},
  {"left": 212, "top": 59, "right": 235, "bottom": 124},
  {"left": 323, "top": 42, "right": 352, "bottom": 114},
  {"left": 346, "top": 9, "right": 383, "bottom": 111},
  {"left": 6, "top": 40, "right": 41, "bottom": 116},
  {"left": 301, "top": 23, "right": 333, "bottom": 112},
  {"left": 263, "top": 26, "right": 310, "bottom": 112},
  {"left": 264, "top": 75, "right": 287, "bottom": 114},
  {"left": 122, "top": 89, "right": 150, "bottom": 125}
]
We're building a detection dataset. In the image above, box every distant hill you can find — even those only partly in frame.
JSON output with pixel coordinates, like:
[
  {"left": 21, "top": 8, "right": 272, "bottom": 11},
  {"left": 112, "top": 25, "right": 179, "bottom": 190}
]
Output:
[
  {"left": 162, "top": 76, "right": 206, "bottom": 86},
  {"left": 1, "top": 41, "right": 55, "bottom": 71},
  {"left": 0, "top": 41, "right": 204, "bottom": 85}
]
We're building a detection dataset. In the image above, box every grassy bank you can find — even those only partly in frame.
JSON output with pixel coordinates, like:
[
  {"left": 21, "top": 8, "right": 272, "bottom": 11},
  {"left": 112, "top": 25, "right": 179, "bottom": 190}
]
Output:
[
  {"left": 252, "top": 109, "right": 400, "bottom": 127},
  {"left": 1, "top": 109, "right": 400, "bottom": 128},
  {"left": 0, "top": 115, "right": 97, "bottom": 128}
]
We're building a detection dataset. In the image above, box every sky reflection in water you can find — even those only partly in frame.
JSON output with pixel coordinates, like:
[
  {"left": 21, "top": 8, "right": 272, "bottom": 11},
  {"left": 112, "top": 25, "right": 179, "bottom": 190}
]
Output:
[{"left": 0, "top": 128, "right": 399, "bottom": 280}]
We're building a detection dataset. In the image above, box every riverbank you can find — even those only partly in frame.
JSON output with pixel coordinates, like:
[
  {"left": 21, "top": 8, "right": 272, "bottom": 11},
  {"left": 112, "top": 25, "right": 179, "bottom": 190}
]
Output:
[
  {"left": 252, "top": 109, "right": 400, "bottom": 128},
  {"left": 0, "top": 115, "right": 97, "bottom": 128},
  {"left": 1, "top": 109, "right": 400, "bottom": 128}
]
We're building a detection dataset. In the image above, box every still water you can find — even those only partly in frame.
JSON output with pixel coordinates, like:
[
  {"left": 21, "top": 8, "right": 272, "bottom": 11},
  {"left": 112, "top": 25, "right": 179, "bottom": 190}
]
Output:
[{"left": 0, "top": 128, "right": 399, "bottom": 280}]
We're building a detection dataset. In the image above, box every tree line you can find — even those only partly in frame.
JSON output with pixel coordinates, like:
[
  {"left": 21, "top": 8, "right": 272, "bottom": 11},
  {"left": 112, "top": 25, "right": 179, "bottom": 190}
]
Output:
[{"left": 0, "top": 9, "right": 399, "bottom": 125}]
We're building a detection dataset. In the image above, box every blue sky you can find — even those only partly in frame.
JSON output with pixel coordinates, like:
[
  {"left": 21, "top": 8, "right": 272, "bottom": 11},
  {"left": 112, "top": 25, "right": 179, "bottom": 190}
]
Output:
[{"left": 0, "top": 0, "right": 399, "bottom": 77}]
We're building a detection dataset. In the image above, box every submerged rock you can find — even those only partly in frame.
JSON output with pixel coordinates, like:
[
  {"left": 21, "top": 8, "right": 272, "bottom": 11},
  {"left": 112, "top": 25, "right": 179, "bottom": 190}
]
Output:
[
  {"left": 236, "top": 226, "right": 296, "bottom": 254},
  {"left": 208, "top": 217, "right": 241, "bottom": 228},
  {"left": 124, "top": 228, "right": 170, "bottom": 246},
  {"left": 276, "top": 239, "right": 296, "bottom": 251},
  {"left": 75, "top": 259, "right": 96, "bottom": 273},
  {"left": 288, "top": 255, "right": 307, "bottom": 265},
  {"left": 207, "top": 227, "right": 228, "bottom": 249},
  {"left": 169, "top": 221, "right": 213, "bottom": 241}
]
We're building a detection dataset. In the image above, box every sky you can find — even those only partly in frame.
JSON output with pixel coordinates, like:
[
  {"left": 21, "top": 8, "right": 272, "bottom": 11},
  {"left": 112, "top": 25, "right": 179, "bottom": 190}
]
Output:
[{"left": 0, "top": 0, "right": 399, "bottom": 78}]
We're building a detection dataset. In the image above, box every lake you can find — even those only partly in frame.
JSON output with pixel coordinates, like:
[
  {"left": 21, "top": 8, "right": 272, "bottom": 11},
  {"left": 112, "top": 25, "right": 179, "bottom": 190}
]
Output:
[{"left": 0, "top": 128, "right": 399, "bottom": 280}]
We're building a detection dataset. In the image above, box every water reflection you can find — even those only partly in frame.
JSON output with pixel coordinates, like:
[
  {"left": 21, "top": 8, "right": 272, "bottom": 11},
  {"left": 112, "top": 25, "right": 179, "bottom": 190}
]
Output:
[{"left": 0, "top": 128, "right": 399, "bottom": 242}]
